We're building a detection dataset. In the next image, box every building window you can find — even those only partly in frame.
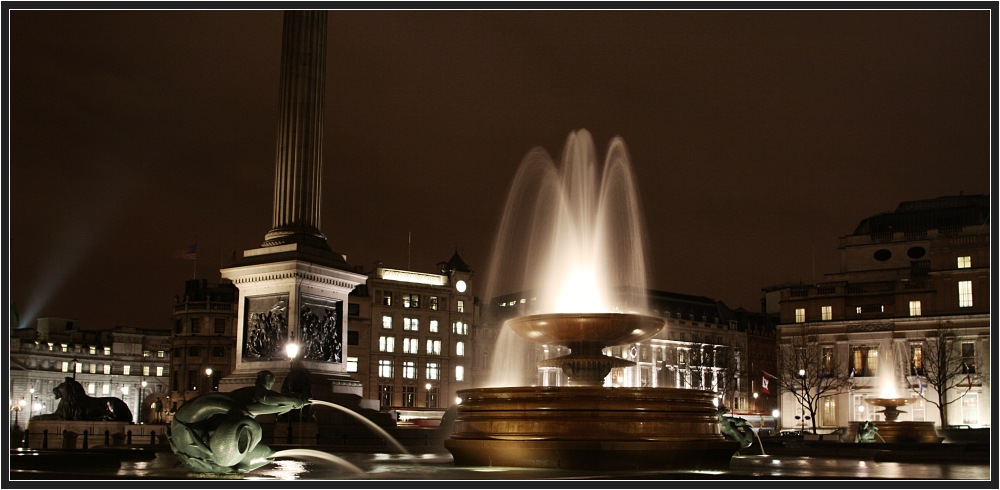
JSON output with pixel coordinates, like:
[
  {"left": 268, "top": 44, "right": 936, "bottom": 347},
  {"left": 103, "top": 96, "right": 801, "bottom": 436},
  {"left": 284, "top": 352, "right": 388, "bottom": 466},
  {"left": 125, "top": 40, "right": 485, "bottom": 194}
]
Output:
[
  {"left": 75, "top": 362, "right": 82, "bottom": 374},
  {"left": 156, "top": 366, "right": 164, "bottom": 377},
  {"left": 427, "top": 362, "right": 440, "bottom": 380},
  {"left": 61, "top": 361, "right": 69, "bottom": 372},
  {"left": 426, "top": 339, "right": 441, "bottom": 356},
  {"left": 212, "top": 346, "right": 225, "bottom": 357},
  {"left": 214, "top": 318, "right": 226, "bottom": 334},
  {"left": 190, "top": 319, "right": 200, "bottom": 334},
  {"left": 403, "top": 337, "right": 419, "bottom": 354},
  {"left": 822, "top": 347, "right": 834, "bottom": 372},
  {"left": 378, "top": 359, "right": 393, "bottom": 378},
  {"left": 89, "top": 346, "right": 97, "bottom": 355},
  {"left": 174, "top": 319, "right": 183, "bottom": 334},
  {"left": 850, "top": 346, "right": 878, "bottom": 377},
  {"left": 382, "top": 291, "right": 393, "bottom": 306},
  {"left": 822, "top": 397, "right": 836, "bottom": 425},
  {"left": 456, "top": 341, "right": 465, "bottom": 356},
  {"left": 429, "top": 320, "right": 439, "bottom": 333},
  {"left": 457, "top": 300, "right": 465, "bottom": 313},
  {"left": 908, "top": 300, "right": 922, "bottom": 316},
  {"left": 962, "top": 394, "right": 979, "bottom": 425},
  {"left": 346, "top": 357, "right": 358, "bottom": 373},
  {"left": 957, "top": 256, "right": 971, "bottom": 269},
  {"left": 794, "top": 308, "right": 805, "bottom": 323},
  {"left": 403, "top": 317, "right": 419, "bottom": 331},
  {"left": 382, "top": 315, "right": 393, "bottom": 329},
  {"left": 47, "top": 342, "right": 54, "bottom": 351},
  {"left": 104, "top": 347, "right": 111, "bottom": 356},
  {"left": 821, "top": 306, "right": 832, "bottom": 321},
  {"left": 402, "top": 386, "right": 416, "bottom": 407},
  {"left": 379, "top": 385, "right": 392, "bottom": 407},
  {"left": 958, "top": 281, "right": 973, "bottom": 307},
  {"left": 90, "top": 364, "right": 97, "bottom": 374},
  {"left": 102, "top": 384, "right": 110, "bottom": 395},
  {"left": 87, "top": 383, "right": 96, "bottom": 395},
  {"left": 429, "top": 296, "right": 439, "bottom": 311},
  {"left": 452, "top": 321, "right": 468, "bottom": 335},
  {"left": 455, "top": 365, "right": 465, "bottom": 382},
  {"left": 348, "top": 303, "right": 360, "bottom": 317},
  {"left": 123, "top": 365, "right": 131, "bottom": 376},
  {"left": 403, "top": 293, "right": 420, "bottom": 308},
  {"left": 104, "top": 364, "right": 111, "bottom": 375},
  {"left": 910, "top": 344, "right": 924, "bottom": 375},
  {"left": 379, "top": 336, "right": 395, "bottom": 353},
  {"left": 961, "top": 342, "right": 976, "bottom": 374},
  {"left": 403, "top": 361, "right": 417, "bottom": 379},
  {"left": 348, "top": 331, "right": 359, "bottom": 346},
  {"left": 425, "top": 386, "right": 439, "bottom": 408},
  {"left": 157, "top": 350, "right": 165, "bottom": 358},
  {"left": 142, "top": 365, "right": 151, "bottom": 376},
  {"left": 61, "top": 344, "right": 68, "bottom": 353},
  {"left": 188, "top": 346, "right": 200, "bottom": 357}
]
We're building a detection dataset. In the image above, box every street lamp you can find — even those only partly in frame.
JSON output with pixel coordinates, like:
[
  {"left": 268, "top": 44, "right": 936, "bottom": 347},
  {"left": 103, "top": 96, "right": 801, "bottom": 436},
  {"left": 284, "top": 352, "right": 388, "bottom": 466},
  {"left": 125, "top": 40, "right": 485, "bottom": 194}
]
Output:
[
  {"left": 285, "top": 342, "right": 299, "bottom": 368},
  {"left": 139, "top": 380, "right": 148, "bottom": 424},
  {"left": 13, "top": 397, "right": 26, "bottom": 429},
  {"left": 205, "top": 368, "right": 213, "bottom": 392},
  {"left": 284, "top": 342, "right": 299, "bottom": 444},
  {"left": 71, "top": 357, "right": 80, "bottom": 380}
]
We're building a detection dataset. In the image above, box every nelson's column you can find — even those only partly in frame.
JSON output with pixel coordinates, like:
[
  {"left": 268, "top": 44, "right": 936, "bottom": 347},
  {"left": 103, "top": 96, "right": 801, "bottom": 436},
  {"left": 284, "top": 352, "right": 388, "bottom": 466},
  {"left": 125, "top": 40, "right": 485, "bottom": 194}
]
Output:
[{"left": 220, "top": 11, "right": 367, "bottom": 407}]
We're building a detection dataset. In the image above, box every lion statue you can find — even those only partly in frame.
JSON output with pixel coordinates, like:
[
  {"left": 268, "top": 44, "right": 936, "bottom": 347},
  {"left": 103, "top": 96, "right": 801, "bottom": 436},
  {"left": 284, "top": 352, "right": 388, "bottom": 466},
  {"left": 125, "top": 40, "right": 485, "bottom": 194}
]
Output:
[{"left": 32, "top": 377, "right": 133, "bottom": 422}]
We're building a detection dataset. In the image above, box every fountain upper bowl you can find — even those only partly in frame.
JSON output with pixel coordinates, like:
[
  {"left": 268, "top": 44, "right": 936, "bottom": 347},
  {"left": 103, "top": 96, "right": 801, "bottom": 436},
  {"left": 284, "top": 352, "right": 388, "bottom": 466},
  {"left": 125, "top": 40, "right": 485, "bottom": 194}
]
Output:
[
  {"left": 867, "top": 397, "right": 918, "bottom": 407},
  {"left": 505, "top": 312, "right": 667, "bottom": 347}
]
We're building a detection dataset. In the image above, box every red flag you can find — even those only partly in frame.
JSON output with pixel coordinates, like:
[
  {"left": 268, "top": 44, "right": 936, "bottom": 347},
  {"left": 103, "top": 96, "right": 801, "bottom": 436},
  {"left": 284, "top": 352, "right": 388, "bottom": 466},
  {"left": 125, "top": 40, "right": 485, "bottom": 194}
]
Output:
[{"left": 761, "top": 371, "right": 775, "bottom": 394}]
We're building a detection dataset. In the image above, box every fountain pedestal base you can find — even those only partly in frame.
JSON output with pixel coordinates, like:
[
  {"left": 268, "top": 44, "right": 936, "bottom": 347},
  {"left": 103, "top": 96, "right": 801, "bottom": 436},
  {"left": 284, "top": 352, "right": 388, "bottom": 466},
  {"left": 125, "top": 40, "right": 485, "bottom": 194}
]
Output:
[{"left": 445, "top": 386, "right": 738, "bottom": 470}]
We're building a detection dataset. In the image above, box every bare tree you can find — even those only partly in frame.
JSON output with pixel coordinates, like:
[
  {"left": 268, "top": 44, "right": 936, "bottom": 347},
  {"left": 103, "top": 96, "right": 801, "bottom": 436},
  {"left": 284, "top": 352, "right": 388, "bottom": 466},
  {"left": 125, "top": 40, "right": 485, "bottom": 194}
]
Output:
[
  {"left": 776, "top": 327, "right": 854, "bottom": 433},
  {"left": 899, "top": 321, "right": 988, "bottom": 426},
  {"left": 714, "top": 345, "right": 744, "bottom": 412}
]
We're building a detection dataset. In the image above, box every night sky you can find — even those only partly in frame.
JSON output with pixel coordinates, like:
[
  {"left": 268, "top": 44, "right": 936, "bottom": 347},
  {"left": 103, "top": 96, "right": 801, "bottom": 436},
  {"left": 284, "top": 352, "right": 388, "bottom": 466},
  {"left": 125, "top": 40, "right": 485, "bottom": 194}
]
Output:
[{"left": 7, "top": 8, "right": 993, "bottom": 330}]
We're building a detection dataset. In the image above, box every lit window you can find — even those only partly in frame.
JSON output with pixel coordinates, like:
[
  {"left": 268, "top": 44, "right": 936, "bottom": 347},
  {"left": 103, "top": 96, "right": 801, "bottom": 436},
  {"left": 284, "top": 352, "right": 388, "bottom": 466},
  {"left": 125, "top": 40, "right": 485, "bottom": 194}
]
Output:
[
  {"left": 156, "top": 366, "right": 164, "bottom": 377},
  {"left": 403, "top": 317, "right": 419, "bottom": 331},
  {"left": 456, "top": 341, "right": 465, "bottom": 356},
  {"left": 346, "top": 357, "right": 358, "bottom": 373},
  {"left": 104, "top": 347, "right": 111, "bottom": 356},
  {"left": 104, "top": 364, "right": 111, "bottom": 375},
  {"left": 379, "top": 336, "right": 395, "bottom": 353},
  {"left": 821, "top": 306, "right": 832, "bottom": 321},
  {"left": 378, "top": 359, "right": 393, "bottom": 378},
  {"left": 426, "top": 339, "right": 441, "bottom": 355},
  {"left": 429, "top": 297, "right": 439, "bottom": 311},
  {"left": 61, "top": 362, "right": 69, "bottom": 372},
  {"left": 61, "top": 344, "right": 68, "bottom": 353},
  {"left": 429, "top": 319, "right": 439, "bottom": 333},
  {"left": 121, "top": 386, "right": 129, "bottom": 395},
  {"left": 909, "top": 301, "right": 922, "bottom": 316},
  {"left": 90, "top": 364, "right": 96, "bottom": 374},
  {"left": 957, "top": 256, "right": 971, "bottom": 269},
  {"left": 157, "top": 350, "right": 165, "bottom": 358},
  {"left": 403, "top": 361, "right": 417, "bottom": 379},
  {"left": 47, "top": 343, "right": 54, "bottom": 351},
  {"left": 958, "top": 281, "right": 973, "bottom": 307},
  {"left": 403, "top": 337, "right": 419, "bottom": 354},
  {"left": 383, "top": 315, "right": 393, "bottom": 329},
  {"left": 123, "top": 365, "right": 131, "bottom": 376},
  {"left": 794, "top": 308, "right": 806, "bottom": 323},
  {"left": 142, "top": 365, "right": 150, "bottom": 376},
  {"left": 455, "top": 365, "right": 465, "bottom": 382},
  {"left": 382, "top": 291, "right": 393, "bottom": 306},
  {"left": 143, "top": 350, "right": 151, "bottom": 358},
  {"left": 457, "top": 300, "right": 465, "bottom": 313},
  {"left": 452, "top": 321, "right": 468, "bottom": 335},
  {"left": 426, "top": 362, "right": 440, "bottom": 380},
  {"left": 403, "top": 293, "right": 420, "bottom": 308},
  {"left": 89, "top": 346, "right": 97, "bottom": 355},
  {"left": 102, "top": 384, "right": 110, "bottom": 395},
  {"left": 75, "top": 362, "right": 82, "bottom": 374},
  {"left": 87, "top": 383, "right": 96, "bottom": 394}
]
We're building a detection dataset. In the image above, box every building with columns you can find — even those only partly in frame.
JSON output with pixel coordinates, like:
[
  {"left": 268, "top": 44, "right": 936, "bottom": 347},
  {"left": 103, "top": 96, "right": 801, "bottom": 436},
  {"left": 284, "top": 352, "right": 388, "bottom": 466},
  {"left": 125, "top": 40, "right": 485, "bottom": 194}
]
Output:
[{"left": 769, "top": 194, "right": 990, "bottom": 431}]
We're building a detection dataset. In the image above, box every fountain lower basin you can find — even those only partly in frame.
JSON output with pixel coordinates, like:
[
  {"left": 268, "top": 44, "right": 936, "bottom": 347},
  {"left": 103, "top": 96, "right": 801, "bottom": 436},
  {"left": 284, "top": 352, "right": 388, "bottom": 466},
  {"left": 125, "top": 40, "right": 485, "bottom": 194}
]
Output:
[{"left": 445, "top": 386, "right": 739, "bottom": 470}]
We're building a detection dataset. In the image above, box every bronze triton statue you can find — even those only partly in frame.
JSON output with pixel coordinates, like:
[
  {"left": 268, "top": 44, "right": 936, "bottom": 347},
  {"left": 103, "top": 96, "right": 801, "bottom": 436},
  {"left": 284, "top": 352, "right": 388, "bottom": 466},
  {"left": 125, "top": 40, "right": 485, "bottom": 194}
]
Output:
[{"left": 168, "top": 370, "right": 308, "bottom": 473}]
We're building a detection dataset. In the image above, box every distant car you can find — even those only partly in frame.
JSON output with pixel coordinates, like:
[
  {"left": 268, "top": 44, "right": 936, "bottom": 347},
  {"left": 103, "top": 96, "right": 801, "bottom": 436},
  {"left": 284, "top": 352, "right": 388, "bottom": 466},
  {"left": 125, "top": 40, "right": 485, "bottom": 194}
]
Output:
[{"left": 778, "top": 429, "right": 804, "bottom": 437}]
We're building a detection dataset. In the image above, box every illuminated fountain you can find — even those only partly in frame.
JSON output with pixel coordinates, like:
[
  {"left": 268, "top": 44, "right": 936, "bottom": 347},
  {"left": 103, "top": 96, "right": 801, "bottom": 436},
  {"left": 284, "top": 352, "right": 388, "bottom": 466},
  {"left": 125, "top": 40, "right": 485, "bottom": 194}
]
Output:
[
  {"left": 856, "top": 345, "right": 942, "bottom": 444},
  {"left": 444, "top": 130, "right": 739, "bottom": 471}
]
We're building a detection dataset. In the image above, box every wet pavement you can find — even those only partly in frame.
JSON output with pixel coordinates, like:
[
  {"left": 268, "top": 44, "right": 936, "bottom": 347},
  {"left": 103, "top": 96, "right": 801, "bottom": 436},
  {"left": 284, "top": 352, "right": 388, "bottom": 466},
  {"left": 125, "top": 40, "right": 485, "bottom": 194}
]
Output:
[{"left": 8, "top": 446, "right": 993, "bottom": 483}]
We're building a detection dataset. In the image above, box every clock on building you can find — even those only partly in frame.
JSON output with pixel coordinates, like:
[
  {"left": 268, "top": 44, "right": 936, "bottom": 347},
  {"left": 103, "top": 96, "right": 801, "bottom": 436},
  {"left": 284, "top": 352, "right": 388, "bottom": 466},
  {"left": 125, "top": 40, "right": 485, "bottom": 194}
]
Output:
[{"left": 455, "top": 280, "right": 467, "bottom": 293}]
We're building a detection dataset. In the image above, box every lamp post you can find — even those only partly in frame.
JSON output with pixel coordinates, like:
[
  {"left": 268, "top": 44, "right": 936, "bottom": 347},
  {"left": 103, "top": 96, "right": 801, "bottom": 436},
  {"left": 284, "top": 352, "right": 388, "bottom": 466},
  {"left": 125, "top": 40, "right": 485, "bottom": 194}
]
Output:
[
  {"left": 28, "top": 388, "right": 35, "bottom": 421},
  {"left": 797, "top": 368, "right": 809, "bottom": 433},
  {"left": 205, "top": 368, "right": 213, "bottom": 392},
  {"left": 139, "top": 380, "right": 148, "bottom": 424},
  {"left": 13, "top": 397, "right": 26, "bottom": 430},
  {"left": 285, "top": 342, "right": 299, "bottom": 444},
  {"left": 71, "top": 357, "right": 80, "bottom": 380}
]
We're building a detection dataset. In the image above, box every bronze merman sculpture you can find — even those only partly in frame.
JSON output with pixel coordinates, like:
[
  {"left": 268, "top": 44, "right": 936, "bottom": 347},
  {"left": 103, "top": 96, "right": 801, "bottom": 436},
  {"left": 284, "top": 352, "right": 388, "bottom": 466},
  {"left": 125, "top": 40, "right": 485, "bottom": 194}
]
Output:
[{"left": 169, "top": 370, "right": 308, "bottom": 473}]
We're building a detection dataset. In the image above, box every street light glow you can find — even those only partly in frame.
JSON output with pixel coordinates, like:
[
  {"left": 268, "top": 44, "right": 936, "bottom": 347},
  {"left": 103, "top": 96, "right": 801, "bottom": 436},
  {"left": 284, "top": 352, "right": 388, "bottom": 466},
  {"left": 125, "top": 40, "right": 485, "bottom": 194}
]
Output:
[{"left": 286, "top": 342, "right": 299, "bottom": 360}]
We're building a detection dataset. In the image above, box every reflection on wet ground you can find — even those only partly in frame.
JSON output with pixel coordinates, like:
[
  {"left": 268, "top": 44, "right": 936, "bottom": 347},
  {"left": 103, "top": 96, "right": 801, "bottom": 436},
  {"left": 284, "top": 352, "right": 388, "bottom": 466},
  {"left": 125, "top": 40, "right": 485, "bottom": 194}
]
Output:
[
  {"left": 103, "top": 450, "right": 992, "bottom": 481},
  {"left": 11, "top": 449, "right": 992, "bottom": 481}
]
